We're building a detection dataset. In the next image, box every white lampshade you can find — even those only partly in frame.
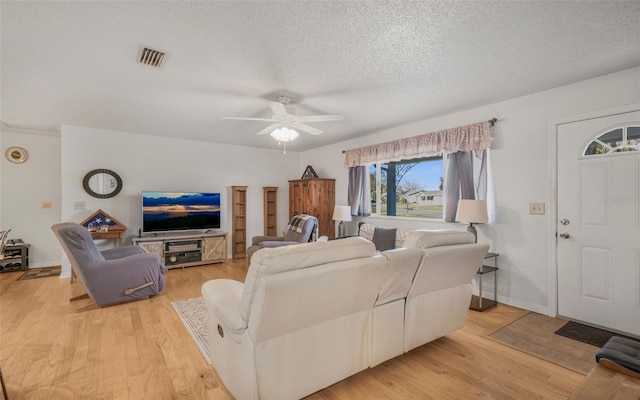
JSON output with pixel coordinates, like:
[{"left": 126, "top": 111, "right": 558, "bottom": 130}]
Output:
[
  {"left": 270, "top": 127, "right": 299, "bottom": 142},
  {"left": 456, "top": 199, "right": 488, "bottom": 224},
  {"left": 332, "top": 205, "right": 352, "bottom": 222}
]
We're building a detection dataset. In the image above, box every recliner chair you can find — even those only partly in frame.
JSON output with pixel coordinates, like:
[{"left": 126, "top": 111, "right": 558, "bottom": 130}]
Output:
[
  {"left": 202, "top": 237, "right": 386, "bottom": 400},
  {"left": 246, "top": 214, "right": 318, "bottom": 260},
  {"left": 51, "top": 222, "right": 167, "bottom": 306}
]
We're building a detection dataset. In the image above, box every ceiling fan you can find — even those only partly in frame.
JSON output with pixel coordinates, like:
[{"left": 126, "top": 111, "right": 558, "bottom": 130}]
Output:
[{"left": 222, "top": 95, "right": 344, "bottom": 137}]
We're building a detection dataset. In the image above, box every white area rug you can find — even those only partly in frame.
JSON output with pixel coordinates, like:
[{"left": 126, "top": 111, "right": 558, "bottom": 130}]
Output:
[{"left": 172, "top": 297, "right": 210, "bottom": 364}]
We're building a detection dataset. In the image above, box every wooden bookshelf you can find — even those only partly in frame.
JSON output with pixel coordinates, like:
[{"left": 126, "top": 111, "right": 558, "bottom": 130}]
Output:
[
  {"left": 231, "top": 186, "right": 248, "bottom": 259},
  {"left": 263, "top": 187, "right": 278, "bottom": 236}
]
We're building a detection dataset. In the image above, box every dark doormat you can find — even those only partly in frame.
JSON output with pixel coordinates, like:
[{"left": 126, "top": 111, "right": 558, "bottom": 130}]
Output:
[
  {"left": 17, "top": 266, "right": 61, "bottom": 281},
  {"left": 554, "top": 321, "right": 639, "bottom": 348}
]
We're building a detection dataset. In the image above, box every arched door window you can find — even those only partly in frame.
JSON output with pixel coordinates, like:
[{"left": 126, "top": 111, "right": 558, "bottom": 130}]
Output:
[{"left": 583, "top": 124, "right": 640, "bottom": 156}]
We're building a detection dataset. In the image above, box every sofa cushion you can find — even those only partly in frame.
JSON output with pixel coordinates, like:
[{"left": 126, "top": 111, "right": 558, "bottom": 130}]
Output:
[
  {"left": 403, "top": 229, "right": 474, "bottom": 249},
  {"left": 376, "top": 247, "right": 423, "bottom": 305},
  {"left": 596, "top": 336, "right": 640, "bottom": 374},
  {"left": 241, "top": 237, "right": 376, "bottom": 320},
  {"left": 372, "top": 227, "right": 397, "bottom": 251},
  {"left": 358, "top": 223, "right": 409, "bottom": 248}
]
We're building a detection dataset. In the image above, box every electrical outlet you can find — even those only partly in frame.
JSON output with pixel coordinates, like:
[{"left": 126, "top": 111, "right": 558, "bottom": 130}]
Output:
[
  {"left": 74, "top": 201, "right": 86, "bottom": 210},
  {"left": 529, "top": 202, "right": 545, "bottom": 215},
  {"left": 41, "top": 201, "right": 52, "bottom": 209}
]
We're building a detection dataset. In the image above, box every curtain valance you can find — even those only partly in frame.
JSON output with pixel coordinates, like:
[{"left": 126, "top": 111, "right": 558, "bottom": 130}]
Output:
[{"left": 344, "top": 120, "right": 492, "bottom": 167}]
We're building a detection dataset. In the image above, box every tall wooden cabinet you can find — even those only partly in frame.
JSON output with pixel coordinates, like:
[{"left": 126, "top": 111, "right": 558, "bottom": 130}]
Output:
[
  {"left": 231, "top": 186, "right": 248, "bottom": 259},
  {"left": 263, "top": 187, "right": 278, "bottom": 236},
  {"left": 288, "top": 178, "right": 335, "bottom": 239}
]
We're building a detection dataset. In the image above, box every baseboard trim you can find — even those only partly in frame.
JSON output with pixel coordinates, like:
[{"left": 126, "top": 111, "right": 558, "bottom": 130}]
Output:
[
  {"left": 28, "top": 261, "right": 61, "bottom": 269},
  {"left": 471, "top": 289, "right": 550, "bottom": 315},
  {"left": 497, "top": 295, "right": 550, "bottom": 316}
]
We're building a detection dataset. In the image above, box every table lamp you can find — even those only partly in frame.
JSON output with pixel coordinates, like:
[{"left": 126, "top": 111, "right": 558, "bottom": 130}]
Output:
[
  {"left": 455, "top": 199, "right": 488, "bottom": 243},
  {"left": 332, "top": 205, "right": 352, "bottom": 238}
]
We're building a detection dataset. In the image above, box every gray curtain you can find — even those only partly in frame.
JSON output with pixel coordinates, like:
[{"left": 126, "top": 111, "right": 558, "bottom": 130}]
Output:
[
  {"left": 444, "top": 150, "right": 487, "bottom": 222},
  {"left": 348, "top": 166, "right": 371, "bottom": 216}
]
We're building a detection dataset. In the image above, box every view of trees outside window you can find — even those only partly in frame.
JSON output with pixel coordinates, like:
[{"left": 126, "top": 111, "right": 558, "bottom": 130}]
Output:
[
  {"left": 584, "top": 125, "right": 640, "bottom": 155},
  {"left": 369, "top": 156, "right": 444, "bottom": 219}
]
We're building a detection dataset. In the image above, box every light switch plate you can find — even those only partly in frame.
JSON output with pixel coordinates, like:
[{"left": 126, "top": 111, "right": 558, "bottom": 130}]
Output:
[
  {"left": 529, "top": 202, "right": 545, "bottom": 215},
  {"left": 74, "top": 201, "right": 86, "bottom": 210}
]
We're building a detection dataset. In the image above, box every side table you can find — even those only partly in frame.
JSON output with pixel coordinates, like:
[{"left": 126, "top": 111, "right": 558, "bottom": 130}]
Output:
[
  {"left": 469, "top": 252, "right": 499, "bottom": 311},
  {"left": 0, "top": 242, "right": 30, "bottom": 273},
  {"left": 90, "top": 230, "right": 123, "bottom": 247}
]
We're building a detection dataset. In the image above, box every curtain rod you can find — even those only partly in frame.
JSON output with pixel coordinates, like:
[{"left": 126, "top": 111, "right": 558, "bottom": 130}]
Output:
[{"left": 341, "top": 118, "right": 497, "bottom": 153}]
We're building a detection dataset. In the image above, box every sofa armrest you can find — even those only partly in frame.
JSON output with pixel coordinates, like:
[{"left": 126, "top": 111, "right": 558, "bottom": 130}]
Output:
[
  {"left": 251, "top": 235, "right": 283, "bottom": 245},
  {"left": 202, "top": 279, "right": 247, "bottom": 333},
  {"left": 403, "top": 229, "right": 474, "bottom": 249},
  {"left": 260, "top": 241, "right": 300, "bottom": 248},
  {"left": 89, "top": 252, "right": 166, "bottom": 277}
]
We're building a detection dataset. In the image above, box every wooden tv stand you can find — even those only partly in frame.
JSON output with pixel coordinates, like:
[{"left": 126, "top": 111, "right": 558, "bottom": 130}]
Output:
[{"left": 132, "top": 231, "right": 227, "bottom": 269}]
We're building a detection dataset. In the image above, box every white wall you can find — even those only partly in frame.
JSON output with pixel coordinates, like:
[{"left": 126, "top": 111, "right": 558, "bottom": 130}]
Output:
[
  {"left": 60, "top": 126, "right": 299, "bottom": 277},
  {"left": 3, "top": 66, "right": 638, "bottom": 314},
  {"left": 0, "top": 131, "right": 61, "bottom": 267},
  {"left": 300, "top": 66, "right": 640, "bottom": 315}
]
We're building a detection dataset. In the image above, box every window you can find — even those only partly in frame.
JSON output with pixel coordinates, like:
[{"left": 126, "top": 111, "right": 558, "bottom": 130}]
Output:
[
  {"left": 583, "top": 125, "right": 640, "bottom": 156},
  {"left": 369, "top": 156, "right": 444, "bottom": 219}
]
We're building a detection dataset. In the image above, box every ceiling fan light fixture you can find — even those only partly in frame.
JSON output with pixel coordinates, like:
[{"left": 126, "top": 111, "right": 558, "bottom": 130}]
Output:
[{"left": 270, "top": 127, "right": 299, "bottom": 142}]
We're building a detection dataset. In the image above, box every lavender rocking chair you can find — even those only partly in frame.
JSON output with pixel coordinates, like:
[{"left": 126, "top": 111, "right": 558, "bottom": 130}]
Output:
[{"left": 52, "top": 222, "right": 167, "bottom": 306}]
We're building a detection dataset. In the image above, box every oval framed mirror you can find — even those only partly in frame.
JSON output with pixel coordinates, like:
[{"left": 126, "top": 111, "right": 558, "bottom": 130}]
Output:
[{"left": 82, "top": 169, "right": 123, "bottom": 199}]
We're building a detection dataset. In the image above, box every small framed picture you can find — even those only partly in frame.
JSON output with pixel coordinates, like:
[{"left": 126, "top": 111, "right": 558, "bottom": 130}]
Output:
[{"left": 301, "top": 165, "right": 319, "bottom": 179}]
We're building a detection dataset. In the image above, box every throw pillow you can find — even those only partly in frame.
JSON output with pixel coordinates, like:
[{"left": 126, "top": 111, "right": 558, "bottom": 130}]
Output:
[{"left": 372, "top": 227, "right": 397, "bottom": 251}]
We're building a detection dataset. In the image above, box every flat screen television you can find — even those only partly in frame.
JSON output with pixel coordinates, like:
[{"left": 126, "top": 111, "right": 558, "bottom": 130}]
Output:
[{"left": 142, "top": 191, "right": 221, "bottom": 233}]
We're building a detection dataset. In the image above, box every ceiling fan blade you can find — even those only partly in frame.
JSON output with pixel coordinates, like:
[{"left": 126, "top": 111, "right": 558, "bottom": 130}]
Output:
[
  {"left": 256, "top": 123, "right": 281, "bottom": 136},
  {"left": 222, "top": 117, "right": 278, "bottom": 122},
  {"left": 291, "top": 122, "right": 323, "bottom": 136},
  {"left": 295, "top": 114, "right": 344, "bottom": 122},
  {"left": 268, "top": 101, "right": 288, "bottom": 116}
]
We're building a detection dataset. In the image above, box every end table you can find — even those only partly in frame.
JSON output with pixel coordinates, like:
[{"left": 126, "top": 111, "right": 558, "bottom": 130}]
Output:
[{"left": 469, "top": 252, "right": 499, "bottom": 311}]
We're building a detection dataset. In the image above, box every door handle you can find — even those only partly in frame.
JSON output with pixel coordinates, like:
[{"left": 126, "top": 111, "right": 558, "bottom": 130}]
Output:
[{"left": 559, "top": 232, "right": 570, "bottom": 239}]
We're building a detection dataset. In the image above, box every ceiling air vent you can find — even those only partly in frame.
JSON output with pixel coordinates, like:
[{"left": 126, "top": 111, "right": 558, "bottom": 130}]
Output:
[
  {"left": 1, "top": 121, "right": 59, "bottom": 135},
  {"left": 139, "top": 47, "right": 165, "bottom": 68}
]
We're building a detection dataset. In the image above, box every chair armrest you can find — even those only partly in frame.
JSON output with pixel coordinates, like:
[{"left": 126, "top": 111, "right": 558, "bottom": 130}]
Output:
[
  {"left": 202, "top": 279, "right": 246, "bottom": 333},
  {"left": 261, "top": 241, "right": 300, "bottom": 248},
  {"left": 81, "top": 252, "right": 166, "bottom": 304},
  {"left": 88, "top": 252, "right": 166, "bottom": 280},
  {"left": 101, "top": 245, "right": 143, "bottom": 260},
  {"left": 251, "top": 235, "right": 283, "bottom": 245}
]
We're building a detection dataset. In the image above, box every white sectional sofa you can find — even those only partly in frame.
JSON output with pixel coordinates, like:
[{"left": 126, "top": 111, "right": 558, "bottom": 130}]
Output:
[
  {"left": 202, "top": 229, "right": 489, "bottom": 400},
  {"left": 371, "top": 229, "right": 490, "bottom": 365}
]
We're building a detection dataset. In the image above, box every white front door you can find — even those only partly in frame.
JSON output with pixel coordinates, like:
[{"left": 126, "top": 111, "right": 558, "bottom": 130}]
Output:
[{"left": 557, "top": 110, "right": 640, "bottom": 336}]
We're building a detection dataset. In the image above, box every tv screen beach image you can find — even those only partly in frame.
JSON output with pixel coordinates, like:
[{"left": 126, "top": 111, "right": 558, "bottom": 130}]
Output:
[{"left": 142, "top": 192, "right": 221, "bottom": 232}]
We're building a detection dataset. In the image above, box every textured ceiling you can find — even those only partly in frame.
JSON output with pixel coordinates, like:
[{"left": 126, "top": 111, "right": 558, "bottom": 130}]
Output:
[{"left": 1, "top": 1, "right": 639, "bottom": 151}]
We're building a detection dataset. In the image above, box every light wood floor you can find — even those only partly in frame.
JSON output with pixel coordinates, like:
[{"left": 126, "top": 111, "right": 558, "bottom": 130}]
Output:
[{"left": 0, "top": 260, "right": 585, "bottom": 399}]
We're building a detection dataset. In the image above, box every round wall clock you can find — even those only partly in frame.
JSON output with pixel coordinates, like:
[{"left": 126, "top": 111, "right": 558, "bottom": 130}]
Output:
[{"left": 5, "top": 147, "right": 28, "bottom": 164}]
